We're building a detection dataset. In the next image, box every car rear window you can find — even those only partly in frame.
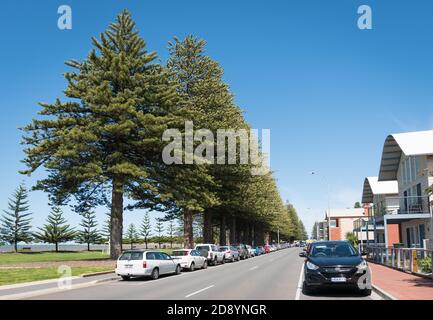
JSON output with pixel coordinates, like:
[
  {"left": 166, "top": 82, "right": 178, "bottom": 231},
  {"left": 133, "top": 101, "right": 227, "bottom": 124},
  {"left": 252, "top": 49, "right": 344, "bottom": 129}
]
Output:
[
  {"left": 196, "top": 245, "right": 210, "bottom": 251},
  {"left": 119, "top": 251, "right": 143, "bottom": 260},
  {"left": 219, "top": 247, "right": 229, "bottom": 251},
  {"left": 172, "top": 251, "right": 188, "bottom": 256}
]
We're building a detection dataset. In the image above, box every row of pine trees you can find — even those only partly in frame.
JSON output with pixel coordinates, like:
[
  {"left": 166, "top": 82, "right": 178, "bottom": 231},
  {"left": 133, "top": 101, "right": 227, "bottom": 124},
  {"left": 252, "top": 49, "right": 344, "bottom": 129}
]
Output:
[
  {"left": 17, "top": 10, "right": 307, "bottom": 258},
  {"left": 0, "top": 184, "right": 187, "bottom": 252}
]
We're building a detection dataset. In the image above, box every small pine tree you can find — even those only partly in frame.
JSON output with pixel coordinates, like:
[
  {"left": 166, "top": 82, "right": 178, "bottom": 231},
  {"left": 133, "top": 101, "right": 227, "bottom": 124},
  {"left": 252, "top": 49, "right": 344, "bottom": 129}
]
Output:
[
  {"left": 140, "top": 213, "right": 152, "bottom": 249},
  {"left": 101, "top": 213, "right": 111, "bottom": 243},
  {"left": 354, "top": 202, "right": 362, "bottom": 208},
  {"left": 155, "top": 218, "right": 164, "bottom": 249},
  {"left": 0, "top": 184, "right": 33, "bottom": 252},
  {"left": 167, "top": 220, "right": 175, "bottom": 249},
  {"left": 77, "top": 210, "right": 101, "bottom": 251},
  {"left": 125, "top": 223, "right": 139, "bottom": 249},
  {"left": 35, "top": 207, "right": 76, "bottom": 252}
]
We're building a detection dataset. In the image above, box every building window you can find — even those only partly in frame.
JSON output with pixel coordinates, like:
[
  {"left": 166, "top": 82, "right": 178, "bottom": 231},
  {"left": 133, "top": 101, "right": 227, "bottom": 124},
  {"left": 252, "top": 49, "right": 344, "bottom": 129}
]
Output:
[{"left": 329, "top": 219, "right": 337, "bottom": 227}]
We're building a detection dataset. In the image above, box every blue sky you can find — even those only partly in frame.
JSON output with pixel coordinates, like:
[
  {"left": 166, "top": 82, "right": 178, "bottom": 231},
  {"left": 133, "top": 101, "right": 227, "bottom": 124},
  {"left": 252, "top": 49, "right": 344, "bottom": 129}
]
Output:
[{"left": 1, "top": 0, "right": 433, "bottom": 237}]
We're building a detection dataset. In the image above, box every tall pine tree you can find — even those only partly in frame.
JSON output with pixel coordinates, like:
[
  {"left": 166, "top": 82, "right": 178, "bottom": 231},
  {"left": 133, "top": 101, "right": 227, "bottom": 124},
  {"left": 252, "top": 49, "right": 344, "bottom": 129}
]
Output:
[
  {"left": 21, "top": 10, "right": 178, "bottom": 258},
  {"left": 0, "top": 184, "right": 33, "bottom": 252}
]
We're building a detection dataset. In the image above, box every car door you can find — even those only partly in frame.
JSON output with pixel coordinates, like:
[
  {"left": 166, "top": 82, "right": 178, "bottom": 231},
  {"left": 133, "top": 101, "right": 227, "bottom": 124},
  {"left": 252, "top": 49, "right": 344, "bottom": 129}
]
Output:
[
  {"left": 190, "top": 250, "right": 198, "bottom": 267},
  {"left": 162, "top": 252, "right": 176, "bottom": 273},
  {"left": 154, "top": 252, "right": 167, "bottom": 274}
]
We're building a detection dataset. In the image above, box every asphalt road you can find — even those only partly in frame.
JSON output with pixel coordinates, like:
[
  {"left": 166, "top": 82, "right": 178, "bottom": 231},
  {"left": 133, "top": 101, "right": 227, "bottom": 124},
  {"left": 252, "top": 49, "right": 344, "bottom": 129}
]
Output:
[{"left": 13, "top": 248, "right": 381, "bottom": 300}]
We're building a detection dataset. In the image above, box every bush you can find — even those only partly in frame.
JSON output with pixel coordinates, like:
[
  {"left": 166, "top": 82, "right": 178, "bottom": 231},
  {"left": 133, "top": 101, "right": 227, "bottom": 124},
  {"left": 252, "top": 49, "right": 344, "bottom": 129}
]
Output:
[
  {"left": 419, "top": 256, "right": 432, "bottom": 274},
  {"left": 345, "top": 232, "right": 358, "bottom": 248}
]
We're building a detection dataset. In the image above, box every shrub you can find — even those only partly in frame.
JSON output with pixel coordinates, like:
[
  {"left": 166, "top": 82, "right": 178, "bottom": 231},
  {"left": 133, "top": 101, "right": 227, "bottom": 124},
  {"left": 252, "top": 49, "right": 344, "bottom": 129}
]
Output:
[{"left": 418, "top": 256, "right": 432, "bottom": 274}]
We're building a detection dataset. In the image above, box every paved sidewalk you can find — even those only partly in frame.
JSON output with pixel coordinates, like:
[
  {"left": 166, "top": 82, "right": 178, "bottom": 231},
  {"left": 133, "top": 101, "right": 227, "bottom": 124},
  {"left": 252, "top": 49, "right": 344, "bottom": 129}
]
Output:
[{"left": 369, "top": 262, "right": 433, "bottom": 300}]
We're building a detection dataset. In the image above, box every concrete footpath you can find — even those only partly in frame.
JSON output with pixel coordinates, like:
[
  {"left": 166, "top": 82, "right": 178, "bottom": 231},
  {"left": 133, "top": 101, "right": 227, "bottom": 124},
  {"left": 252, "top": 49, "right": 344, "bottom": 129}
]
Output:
[
  {"left": 0, "top": 272, "right": 117, "bottom": 300},
  {"left": 369, "top": 262, "right": 433, "bottom": 300}
]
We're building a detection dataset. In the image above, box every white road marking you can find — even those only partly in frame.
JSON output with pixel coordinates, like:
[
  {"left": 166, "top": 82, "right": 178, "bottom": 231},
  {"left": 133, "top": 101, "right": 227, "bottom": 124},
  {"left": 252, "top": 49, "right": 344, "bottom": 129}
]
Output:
[
  {"left": 250, "top": 266, "right": 258, "bottom": 271},
  {"left": 295, "top": 262, "right": 304, "bottom": 300},
  {"left": 185, "top": 285, "right": 215, "bottom": 298}
]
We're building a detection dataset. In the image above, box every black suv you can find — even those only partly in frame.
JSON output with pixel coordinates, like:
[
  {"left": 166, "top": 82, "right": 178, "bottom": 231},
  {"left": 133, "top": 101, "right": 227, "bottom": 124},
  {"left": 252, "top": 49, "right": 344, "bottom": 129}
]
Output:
[{"left": 302, "top": 241, "right": 371, "bottom": 296}]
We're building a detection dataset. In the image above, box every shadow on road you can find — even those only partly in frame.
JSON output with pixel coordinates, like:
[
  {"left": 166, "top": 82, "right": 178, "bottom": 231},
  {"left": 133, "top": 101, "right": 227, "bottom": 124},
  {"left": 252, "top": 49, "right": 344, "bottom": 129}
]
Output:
[{"left": 304, "top": 287, "right": 367, "bottom": 298}]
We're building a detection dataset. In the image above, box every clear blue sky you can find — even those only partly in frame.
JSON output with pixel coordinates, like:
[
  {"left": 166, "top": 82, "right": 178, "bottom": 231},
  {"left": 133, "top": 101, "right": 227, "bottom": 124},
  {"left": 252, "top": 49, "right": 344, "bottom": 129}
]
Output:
[{"left": 1, "top": 0, "right": 433, "bottom": 237}]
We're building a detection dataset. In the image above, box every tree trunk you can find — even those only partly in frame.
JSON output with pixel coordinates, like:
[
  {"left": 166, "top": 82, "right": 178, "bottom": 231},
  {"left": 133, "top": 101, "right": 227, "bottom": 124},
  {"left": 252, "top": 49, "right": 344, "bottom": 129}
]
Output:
[
  {"left": 184, "top": 210, "right": 194, "bottom": 249},
  {"left": 145, "top": 239, "right": 148, "bottom": 249},
  {"left": 14, "top": 242, "right": 17, "bottom": 253},
  {"left": 203, "top": 208, "right": 213, "bottom": 243},
  {"left": 230, "top": 216, "right": 236, "bottom": 245},
  {"left": 55, "top": 242, "right": 58, "bottom": 252},
  {"left": 219, "top": 213, "right": 227, "bottom": 246},
  {"left": 110, "top": 177, "right": 124, "bottom": 259},
  {"left": 247, "top": 223, "right": 253, "bottom": 245},
  {"left": 87, "top": 242, "right": 90, "bottom": 251}
]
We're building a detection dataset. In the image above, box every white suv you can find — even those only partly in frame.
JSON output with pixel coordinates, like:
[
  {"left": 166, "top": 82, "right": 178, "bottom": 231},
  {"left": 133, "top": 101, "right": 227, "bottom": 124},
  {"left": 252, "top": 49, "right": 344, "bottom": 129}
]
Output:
[
  {"left": 195, "top": 244, "right": 225, "bottom": 266},
  {"left": 115, "top": 250, "right": 181, "bottom": 281}
]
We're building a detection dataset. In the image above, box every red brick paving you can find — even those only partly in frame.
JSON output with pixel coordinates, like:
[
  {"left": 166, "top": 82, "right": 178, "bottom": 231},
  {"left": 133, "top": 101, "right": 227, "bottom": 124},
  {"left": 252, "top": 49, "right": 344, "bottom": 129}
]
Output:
[{"left": 369, "top": 262, "right": 433, "bottom": 300}]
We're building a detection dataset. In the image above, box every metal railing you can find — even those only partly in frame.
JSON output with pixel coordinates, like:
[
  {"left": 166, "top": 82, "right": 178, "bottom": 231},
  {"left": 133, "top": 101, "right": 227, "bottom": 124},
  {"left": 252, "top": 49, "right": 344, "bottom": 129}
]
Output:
[
  {"left": 365, "top": 245, "right": 433, "bottom": 278},
  {"left": 373, "top": 195, "right": 430, "bottom": 217}
]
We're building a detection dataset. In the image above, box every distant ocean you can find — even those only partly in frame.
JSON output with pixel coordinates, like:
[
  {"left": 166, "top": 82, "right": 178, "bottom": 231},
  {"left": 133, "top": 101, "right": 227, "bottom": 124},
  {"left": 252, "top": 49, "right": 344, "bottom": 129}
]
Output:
[{"left": 0, "top": 243, "right": 108, "bottom": 252}]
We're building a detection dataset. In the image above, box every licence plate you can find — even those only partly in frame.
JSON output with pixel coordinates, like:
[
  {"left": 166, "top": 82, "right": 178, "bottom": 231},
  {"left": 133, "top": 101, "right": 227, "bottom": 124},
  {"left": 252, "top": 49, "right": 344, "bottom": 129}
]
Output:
[
  {"left": 124, "top": 264, "right": 133, "bottom": 269},
  {"left": 331, "top": 277, "right": 346, "bottom": 283}
]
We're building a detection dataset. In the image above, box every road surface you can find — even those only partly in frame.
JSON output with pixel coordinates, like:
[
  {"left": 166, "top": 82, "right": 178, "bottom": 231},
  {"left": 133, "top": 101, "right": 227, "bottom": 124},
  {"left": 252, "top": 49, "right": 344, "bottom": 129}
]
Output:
[{"left": 0, "top": 248, "right": 381, "bottom": 300}]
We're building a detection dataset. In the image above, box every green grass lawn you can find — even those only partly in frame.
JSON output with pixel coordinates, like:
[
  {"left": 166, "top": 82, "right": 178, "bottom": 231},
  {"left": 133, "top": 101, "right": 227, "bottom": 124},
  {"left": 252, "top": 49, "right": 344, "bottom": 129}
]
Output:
[
  {"left": 0, "top": 251, "right": 110, "bottom": 265},
  {"left": 0, "top": 267, "right": 113, "bottom": 286}
]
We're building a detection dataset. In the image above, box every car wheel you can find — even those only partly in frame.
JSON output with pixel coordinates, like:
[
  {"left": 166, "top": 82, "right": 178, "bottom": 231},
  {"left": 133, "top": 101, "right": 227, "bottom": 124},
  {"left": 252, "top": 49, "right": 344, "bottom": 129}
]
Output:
[
  {"left": 202, "top": 260, "right": 208, "bottom": 269},
  {"left": 175, "top": 265, "right": 181, "bottom": 275},
  {"left": 121, "top": 276, "right": 130, "bottom": 281},
  {"left": 360, "top": 288, "right": 372, "bottom": 296},
  {"left": 213, "top": 258, "right": 217, "bottom": 266},
  {"left": 150, "top": 268, "right": 159, "bottom": 280},
  {"left": 190, "top": 262, "right": 195, "bottom": 272},
  {"left": 231, "top": 257, "right": 235, "bottom": 263},
  {"left": 302, "top": 281, "right": 315, "bottom": 295},
  {"left": 237, "top": 256, "right": 240, "bottom": 261},
  {"left": 221, "top": 257, "right": 225, "bottom": 264}
]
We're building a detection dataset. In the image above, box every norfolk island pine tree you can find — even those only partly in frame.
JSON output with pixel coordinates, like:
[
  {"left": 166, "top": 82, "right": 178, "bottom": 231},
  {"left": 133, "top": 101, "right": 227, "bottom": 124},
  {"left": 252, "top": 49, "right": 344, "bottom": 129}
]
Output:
[
  {"left": 0, "top": 183, "right": 33, "bottom": 252},
  {"left": 20, "top": 10, "right": 179, "bottom": 258}
]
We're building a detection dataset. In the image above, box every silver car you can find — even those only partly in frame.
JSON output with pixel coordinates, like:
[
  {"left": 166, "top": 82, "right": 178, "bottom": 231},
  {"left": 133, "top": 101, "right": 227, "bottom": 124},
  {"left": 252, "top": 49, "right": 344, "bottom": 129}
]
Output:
[
  {"left": 115, "top": 250, "right": 181, "bottom": 281},
  {"left": 219, "top": 246, "right": 240, "bottom": 262}
]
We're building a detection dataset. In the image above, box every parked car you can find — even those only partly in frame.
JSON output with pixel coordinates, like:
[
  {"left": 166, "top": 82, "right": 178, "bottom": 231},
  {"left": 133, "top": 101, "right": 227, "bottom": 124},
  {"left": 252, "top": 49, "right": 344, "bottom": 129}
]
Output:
[
  {"left": 246, "top": 245, "right": 256, "bottom": 257},
  {"left": 264, "top": 244, "right": 271, "bottom": 254},
  {"left": 233, "top": 244, "right": 249, "bottom": 259},
  {"left": 302, "top": 241, "right": 371, "bottom": 296},
  {"left": 115, "top": 250, "right": 181, "bottom": 281},
  {"left": 299, "top": 247, "right": 307, "bottom": 257},
  {"left": 219, "top": 246, "right": 240, "bottom": 262},
  {"left": 195, "top": 244, "right": 225, "bottom": 266},
  {"left": 254, "top": 246, "right": 263, "bottom": 256},
  {"left": 171, "top": 249, "right": 207, "bottom": 271}
]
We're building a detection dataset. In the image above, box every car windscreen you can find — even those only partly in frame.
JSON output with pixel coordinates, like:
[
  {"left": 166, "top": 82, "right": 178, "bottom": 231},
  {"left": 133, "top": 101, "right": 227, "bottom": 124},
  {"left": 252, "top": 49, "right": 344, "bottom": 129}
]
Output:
[
  {"left": 310, "top": 243, "right": 357, "bottom": 258},
  {"left": 196, "top": 246, "right": 210, "bottom": 251},
  {"left": 172, "top": 251, "right": 188, "bottom": 256},
  {"left": 219, "top": 247, "right": 229, "bottom": 251},
  {"left": 119, "top": 251, "right": 143, "bottom": 260}
]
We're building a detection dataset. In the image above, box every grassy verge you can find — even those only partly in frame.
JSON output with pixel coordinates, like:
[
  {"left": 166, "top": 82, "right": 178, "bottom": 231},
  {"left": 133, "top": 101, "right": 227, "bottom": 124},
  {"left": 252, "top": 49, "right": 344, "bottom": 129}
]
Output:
[
  {"left": 0, "top": 251, "right": 110, "bottom": 265},
  {"left": 0, "top": 267, "right": 113, "bottom": 286}
]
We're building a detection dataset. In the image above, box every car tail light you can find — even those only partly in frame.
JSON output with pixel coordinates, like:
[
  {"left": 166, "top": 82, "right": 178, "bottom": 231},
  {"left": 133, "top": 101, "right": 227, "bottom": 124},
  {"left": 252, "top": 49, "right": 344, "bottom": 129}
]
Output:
[{"left": 143, "top": 261, "right": 147, "bottom": 268}]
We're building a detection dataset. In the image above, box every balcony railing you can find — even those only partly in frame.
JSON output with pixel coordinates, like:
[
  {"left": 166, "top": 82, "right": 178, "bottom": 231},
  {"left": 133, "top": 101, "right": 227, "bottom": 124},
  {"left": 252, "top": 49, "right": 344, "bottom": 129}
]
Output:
[{"left": 372, "top": 195, "right": 431, "bottom": 217}]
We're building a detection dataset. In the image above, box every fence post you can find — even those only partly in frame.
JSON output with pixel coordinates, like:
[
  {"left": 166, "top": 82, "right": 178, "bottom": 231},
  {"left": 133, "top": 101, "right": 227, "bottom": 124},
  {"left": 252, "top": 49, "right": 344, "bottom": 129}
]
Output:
[
  {"left": 380, "top": 248, "right": 384, "bottom": 264},
  {"left": 391, "top": 248, "right": 395, "bottom": 267},
  {"left": 397, "top": 249, "right": 401, "bottom": 269},
  {"left": 410, "top": 249, "right": 414, "bottom": 272}
]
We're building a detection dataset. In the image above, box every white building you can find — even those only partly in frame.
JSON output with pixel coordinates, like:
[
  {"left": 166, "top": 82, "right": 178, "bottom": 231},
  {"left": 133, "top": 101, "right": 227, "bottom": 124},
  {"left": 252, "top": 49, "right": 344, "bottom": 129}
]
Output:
[{"left": 377, "top": 130, "right": 433, "bottom": 249}]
